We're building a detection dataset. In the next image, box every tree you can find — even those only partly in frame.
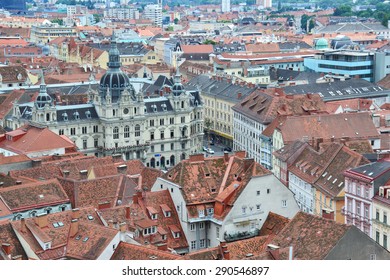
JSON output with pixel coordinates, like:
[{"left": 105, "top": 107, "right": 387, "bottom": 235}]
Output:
[
  {"left": 174, "top": 18, "right": 179, "bottom": 24},
  {"left": 333, "top": 5, "right": 353, "bottom": 16},
  {"left": 51, "top": 18, "right": 63, "bottom": 26},
  {"left": 301, "top": 14, "right": 315, "bottom": 32}
]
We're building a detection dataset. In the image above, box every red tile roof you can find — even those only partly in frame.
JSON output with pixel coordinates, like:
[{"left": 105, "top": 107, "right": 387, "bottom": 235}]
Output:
[
  {"left": 11, "top": 207, "right": 110, "bottom": 260},
  {"left": 111, "top": 242, "right": 182, "bottom": 260},
  {"left": 0, "top": 178, "right": 69, "bottom": 212},
  {"left": 0, "top": 220, "right": 27, "bottom": 260},
  {"left": 271, "top": 211, "right": 351, "bottom": 260},
  {"left": 277, "top": 112, "right": 379, "bottom": 145},
  {"left": 0, "top": 125, "right": 76, "bottom": 155},
  {"left": 181, "top": 44, "right": 214, "bottom": 54}
]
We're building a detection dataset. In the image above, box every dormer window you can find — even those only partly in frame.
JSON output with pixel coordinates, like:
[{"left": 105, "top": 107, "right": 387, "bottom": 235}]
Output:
[
  {"left": 62, "top": 112, "right": 68, "bottom": 121},
  {"left": 143, "top": 226, "right": 157, "bottom": 236},
  {"left": 85, "top": 110, "right": 91, "bottom": 119},
  {"left": 151, "top": 213, "right": 157, "bottom": 220},
  {"left": 164, "top": 211, "right": 171, "bottom": 217},
  {"left": 147, "top": 207, "right": 158, "bottom": 220},
  {"left": 73, "top": 111, "right": 80, "bottom": 120},
  {"left": 198, "top": 209, "right": 205, "bottom": 217}
]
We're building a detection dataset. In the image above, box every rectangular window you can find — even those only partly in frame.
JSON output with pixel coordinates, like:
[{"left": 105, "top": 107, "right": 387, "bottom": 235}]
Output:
[
  {"left": 170, "top": 117, "right": 174, "bottom": 124},
  {"left": 170, "top": 130, "right": 174, "bottom": 138},
  {"left": 160, "top": 131, "right": 164, "bottom": 139},
  {"left": 190, "top": 224, "right": 195, "bottom": 231},
  {"left": 151, "top": 145, "right": 154, "bottom": 152},
  {"left": 83, "top": 139, "right": 87, "bottom": 149},
  {"left": 181, "top": 116, "right": 185, "bottom": 123},
  {"left": 256, "top": 204, "right": 261, "bottom": 211},
  {"left": 161, "top": 144, "right": 164, "bottom": 152},
  {"left": 150, "top": 120, "right": 154, "bottom": 127},
  {"left": 199, "top": 222, "right": 205, "bottom": 230},
  {"left": 256, "top": 190, "right": 260, "bottom": 196},
  {"left": 282, "top": 200, "right": 287, "bottom": 208},
  {"left": 150, "top": 131, "right": 154, "bottom": 140},
  {"left": 200, "top": 239, "right": 205, "bottom": 248},
  {"left": 171, "top": 143, "right": 174, "bottom": 150},
  {"left": 82, "top": 127, "right": 87, "bottom": 134},
  {"left": 376, "top": 231, "right": 380, "bottom": 243},
  {"left": 384, "top": 234, "right": 388, "bottom": 249},
  {"left": 267, "top": 189, "right": 270, "bottom": 194},
  {"left": 59, "top": 129, "right": 64, "bottom": 135},
  {"left": 93, "top": 125, "right": 98, "bottom": 133},
  {"left": 216, "top": 226, "right": 220, "bottom": 238},
  {"left": 160, "top": 119, "right": 164, "bottom": 126},
  {"left": 376, "top": 210, "right": 380, "bottom": 220},
  {"left": 191, "top": 241, "right": 196, "bottom": 250},
  {"left": 94, "top": 139, "right": 98, "bottom": 148},
  {"left": 384, "top": 212, "right": 388, "bottom": 224},
  {"left": 198, "top": 209, "right": 204, "bottom": 217},
  {"left": 242, "top": 206, "right": 247, "bottom": 214}
]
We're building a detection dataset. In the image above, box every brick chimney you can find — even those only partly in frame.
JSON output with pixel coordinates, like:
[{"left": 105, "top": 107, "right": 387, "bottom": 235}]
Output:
[
  {"left": 79, "top": 169, "right": 88, "bottom": 180},
  {"left": 69, "top": 219, "right": 79, "bottom": 238},
  {"left": 32, "top": 159, "right": 42, "bottom": 167},
  {"left": 157, "top": 243, "right": 168, "bottom": 251},
  {"left": 2, "top": 243, "right": 11, "bottom": 256},
  {"left": 126, "top": 205, "right": 131, "bottom": 219},
  {"left": 322, "top": 209, "right": 334, "bottom": 220},
  {"left": 20, "top": 217, "right": 27, "bottom": 233},
  {"left": 71, "top": 208, "right": 80, "bottom": 220},
  {"left": 35, "top": 213, "right": 48, "bottom": 228},
  {"left": 132, "top": 193, "right": 138, "bottom": 205},
  {"left": 222, "top": 249, "right": 230, "bottom": 260},
  {"left": 224, "top": 151, "right": 229, "bottom": 162},
  {"left": 98, "top": 201, "right": 111, "bottom": 210},
  {"left": 235, "top": 151, "right": 246, "bottom": 159},
  {"left": 189, "top": 154, "right": 205, "bottom": 162},
  {"left": 267, "top": 244, "right": 280, "bottom": 260},
  {"left": 117, "top": 164, "right": 128, "bottom": 174},
  {"left": 119, "top": 222, "right": 127, "bottom": 232}
]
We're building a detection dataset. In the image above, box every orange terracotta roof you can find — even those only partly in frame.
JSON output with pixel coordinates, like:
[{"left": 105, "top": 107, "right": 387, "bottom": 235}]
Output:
[
  {"left": 111, "top": 242, "right": 182, "bottom": 260},
  {"left": 181, "top": 44, "right": 214, "bottom": 54}
]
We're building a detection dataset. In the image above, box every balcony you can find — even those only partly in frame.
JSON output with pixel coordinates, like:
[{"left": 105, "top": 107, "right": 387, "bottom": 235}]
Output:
[{"left": 224, "top": 229, "right": 259, "bottom": 242}]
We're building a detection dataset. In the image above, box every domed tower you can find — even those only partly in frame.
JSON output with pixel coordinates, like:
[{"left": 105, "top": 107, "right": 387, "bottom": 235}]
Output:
[
  {"left": 32, "top": 74, "right": 56, "bottom": 124},
  {"left": 35, "top": 75, "right": 52, "bottom": 109},
  {"left": 99, "top": 32, "right": 136, "bottom": 103},
  {"left": 172, "top": 66, "right": 185, "bottom": 97}
]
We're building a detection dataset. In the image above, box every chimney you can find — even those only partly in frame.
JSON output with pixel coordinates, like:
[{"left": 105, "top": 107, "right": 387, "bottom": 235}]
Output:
[
  {"left": 98, "top": 201, "right": 111, "bottom": 210},
  {"left": 189, "top": 154, "right": 205, "bottom": 162},
  {"left": 15, "top": 181, "right": 22, "bottom": 185},
  {"left": 35, "top": 213, "right": 48, "bottom": 228},
  {"left": 32, "top": 159, "right": 42, "bottom": 167},
  {"left": 1, "top": 243, "right": 11, "bottom": 256},
  {"left": 322, "top": 208, "right": 335, "bottom": 220},
  {"left": 79, "top": 169, "right": 88, "bottom": 179},
  {"left": 63, "top": 170, "right": 70, "bottom": 178},
  {"left": 267, "top": 244, "right": 280, "bottom": 260},
  {"left": 234, "top": 151, "right": 246, "bottom": 159},
  {"left": 126, "top": 205, "right": 131, "bottom": 219},
  {"left": 117, "top": 164, "right": 128, "bottom": 174},
  {"left": 69, "top": 219, "right": 79, "bottom": 238},
  {"left": 112, "top": 153, "right": 123, "bottom": 162},
  {"left": 224, "top": 151, "right": 229, "bottom": 162},
  {"left": 222, "top": 249, "right": 230, "bottom": 260},
  {"left": 20, "top": 218, "right": 26, "bottom": 233},
  {"left": 119, "top": 222, "right": 127, "bottom": 232},
  {"left": 157, "top": 243, "right": 168, "bottom": 251},
  {"left": 71, "top": 208, "right": 80, "bottom": 220},
  {"left": 237, "top": 92, "right": 242, "bottom": 99},
  {"left": 12, "top": 255, "right": 23, "bottom": 260}
]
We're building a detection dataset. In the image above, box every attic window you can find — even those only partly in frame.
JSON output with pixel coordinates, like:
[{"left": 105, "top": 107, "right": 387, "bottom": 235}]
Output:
[
  {"left": 85, "top": 110, "right": 91, "bottom": 119},
  {"left": 87, "top": 215, "right": 94, "bottom": 221},
  {"left": 62, "top": 113, "right": 68, "bottom": 121},
  {"left": 205, "top": 173, "right": 210, "bottom": 177},
  {"left": 75, "top": 235, "right": 82, "bottom": 241},
  {"left": 82, "top": 237, "right": 89, "bottom": 242},
  {"left": 73, "top": 112, "right": 80, "bottom": 120}
]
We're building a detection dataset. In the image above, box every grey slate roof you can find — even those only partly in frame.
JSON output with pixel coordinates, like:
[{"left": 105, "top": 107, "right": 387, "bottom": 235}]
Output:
[
  {"left": 349, "top": 160, "right": 390, "bottom": 179},
  {"left": 283, "top": 79, "right": 390, "bottom": 101},
  {"left": 186, "top": 75, "right": 256, "bottom": 103},
  {"left": 88, "top": 42, "right": 149, "bottom": 56}
]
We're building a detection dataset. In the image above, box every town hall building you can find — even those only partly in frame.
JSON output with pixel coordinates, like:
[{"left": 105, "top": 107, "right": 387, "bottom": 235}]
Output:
[{"left": 10, "top": 33, "right": 204, "bottom": 169}]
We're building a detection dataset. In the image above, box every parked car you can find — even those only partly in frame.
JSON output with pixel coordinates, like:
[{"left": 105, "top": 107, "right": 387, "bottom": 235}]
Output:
[
  {"left": 223, "top": 147, "right": 232, "bottom": 152},
  {"left": 203, "top": 146, "right": 208, "bottom": 151},
  {"left": 207, "top": 148, "right": 215, "bottom": 154}
]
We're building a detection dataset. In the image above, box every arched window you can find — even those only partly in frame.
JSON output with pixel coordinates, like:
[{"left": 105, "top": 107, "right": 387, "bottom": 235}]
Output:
[
  {"left": 124, "top": 125, "right": 130, "bottom": 138},
  {"left": 135, "top": 124, "right": 140, "bottom": 137},
  {"left": 113, "top": 126, "right": 119, "bottom": 139}
]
